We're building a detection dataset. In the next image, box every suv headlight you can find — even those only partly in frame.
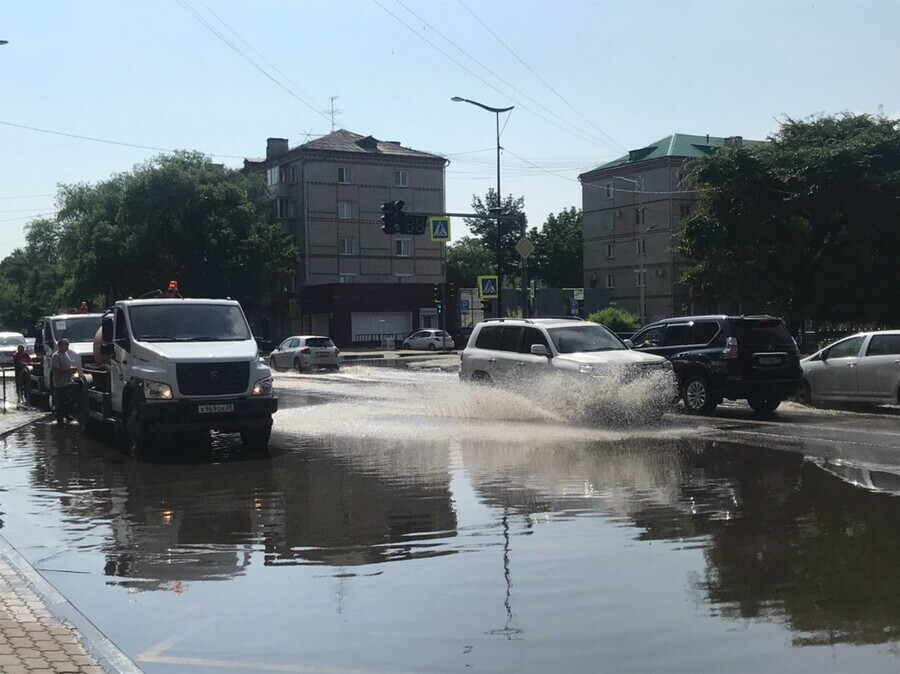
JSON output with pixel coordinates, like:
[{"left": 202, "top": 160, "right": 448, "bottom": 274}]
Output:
[
  {"left": 252, "top": 376, "right": 273, "bottom": 396},
  {"left": 579, "top": 364, "right": 595, "bottom": 374},
  {"left": 144, "top": 380, "right": 173, "bottom": 400}
]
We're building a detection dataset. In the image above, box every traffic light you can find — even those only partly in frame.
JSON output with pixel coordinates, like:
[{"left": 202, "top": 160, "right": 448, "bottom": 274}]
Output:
[
  {"left": 433, "top": 283, "right": 443, "bottom": 314},
  {"left": 381, "top": 200, "right": 405, "bottom": 235}
]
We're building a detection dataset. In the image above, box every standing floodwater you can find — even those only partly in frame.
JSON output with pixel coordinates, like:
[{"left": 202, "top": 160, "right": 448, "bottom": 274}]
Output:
[{"left": 0, "top": 367, "right": 898, "bottom": 673}]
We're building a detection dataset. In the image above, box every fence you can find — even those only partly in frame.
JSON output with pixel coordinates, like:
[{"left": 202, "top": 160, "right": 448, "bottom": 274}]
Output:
[{"left": 352, "top": 332, "right": 407, "bottom": 348}]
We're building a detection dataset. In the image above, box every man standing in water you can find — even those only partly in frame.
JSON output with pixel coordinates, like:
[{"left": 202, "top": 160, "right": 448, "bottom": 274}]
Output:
[{"left": 50, "top": 338, "right": 79, "bottom": 426}]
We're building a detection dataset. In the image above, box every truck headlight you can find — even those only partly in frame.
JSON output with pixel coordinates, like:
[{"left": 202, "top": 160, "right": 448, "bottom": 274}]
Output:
[
  {"left": 144, "top": 380, "right": 173, "bottom": 400},
  {"left": 252, "top": 376, "right": 273, "bottom": 396}
]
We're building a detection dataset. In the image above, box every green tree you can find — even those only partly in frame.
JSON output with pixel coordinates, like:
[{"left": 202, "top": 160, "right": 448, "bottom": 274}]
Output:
[
  {"left": 463, "top": 189, "right": 527, "bottom": 287},
  {"left": 587, "top": 307, "right": 640, "bottom": 332},
  {"left": 528, "top": 207, "right": 583, "bottom": 287},
  {"left": 680, "top": 113, "right": 900, "bottom": 327},
  {"left": 447, "top": 236, "right": 494, "bottom": 288}
]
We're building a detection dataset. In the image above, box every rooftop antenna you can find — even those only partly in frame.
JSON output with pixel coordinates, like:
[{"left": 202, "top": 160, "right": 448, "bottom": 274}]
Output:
[{"left": 326, "top": 96, "right": 343, "bottom": 132}]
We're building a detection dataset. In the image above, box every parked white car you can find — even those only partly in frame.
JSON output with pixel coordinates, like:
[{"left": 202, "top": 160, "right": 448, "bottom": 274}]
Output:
[
  {"left": 401, "top": 329, "right": 455, "bottom": 351},
  {"left": 799, "top": 330, "right": 900, "bottom": 407},
  {"left": 0, "top": 332, "right": 27, "bottom": 368},
  {"left": 269, "top": 335, "right": 342, "bottom": 372}
]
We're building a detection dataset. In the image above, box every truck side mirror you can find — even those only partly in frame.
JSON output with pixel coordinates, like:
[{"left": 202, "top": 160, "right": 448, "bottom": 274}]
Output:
[{"left": 101, "top": 316, "right": 114, "bottom": 342}]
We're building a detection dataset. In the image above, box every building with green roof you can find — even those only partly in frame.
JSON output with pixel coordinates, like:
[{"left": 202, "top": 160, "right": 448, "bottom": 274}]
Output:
[{"left": 579, "top": 133, "right": 758, "bottom": 323}]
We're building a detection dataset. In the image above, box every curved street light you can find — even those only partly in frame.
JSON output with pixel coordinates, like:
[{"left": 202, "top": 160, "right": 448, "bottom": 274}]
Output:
[{"left": 451, "top": 96, "right": 514, "bottom": 317}]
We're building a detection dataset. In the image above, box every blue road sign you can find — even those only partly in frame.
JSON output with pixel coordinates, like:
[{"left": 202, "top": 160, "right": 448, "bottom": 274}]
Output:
[
  {"left": 478, "top": 275, "right": 499, "bottom": 300},
  {"left": 460, "top": 299, "right": 470, "bottom": 312},
  {"left": 429, "top": 216, "right": 451, "bottom": 242}
]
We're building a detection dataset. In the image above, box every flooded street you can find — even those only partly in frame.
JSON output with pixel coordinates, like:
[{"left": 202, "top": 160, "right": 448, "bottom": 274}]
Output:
[{"left": 2, "top": 367, "right": 900, "bottom": 673}]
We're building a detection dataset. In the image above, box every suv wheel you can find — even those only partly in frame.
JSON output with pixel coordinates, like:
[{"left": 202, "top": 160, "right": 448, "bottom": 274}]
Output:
[
  {"left": 682, "top": 374, "right": 717, "bottom": 415},
  {"left": 796, "top": 380, "right": 812, "bottom": 406},
  {"left": 471, "top": 371, "right": 492, "bottom": 385},
  {"left": 748, "top": 397, "right": 781, "bottom": 414}
]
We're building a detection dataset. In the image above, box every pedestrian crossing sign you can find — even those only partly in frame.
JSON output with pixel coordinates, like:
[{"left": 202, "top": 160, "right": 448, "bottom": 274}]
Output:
[
  {"left": 478, "top": 275, "right": 499, "bottom": 300},
  {"left": 429, "top": 216, "right": 451, "bottom": 242}
]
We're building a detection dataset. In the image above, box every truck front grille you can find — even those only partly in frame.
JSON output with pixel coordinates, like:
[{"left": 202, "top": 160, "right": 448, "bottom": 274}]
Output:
[{"left": 176, "top": 362, "right": 249, "bottom": 395}]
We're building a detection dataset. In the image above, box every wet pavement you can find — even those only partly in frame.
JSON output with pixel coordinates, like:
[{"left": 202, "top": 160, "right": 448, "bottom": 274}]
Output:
[{"left": 1, "top": 367, "right": 900, "bottom": 673}]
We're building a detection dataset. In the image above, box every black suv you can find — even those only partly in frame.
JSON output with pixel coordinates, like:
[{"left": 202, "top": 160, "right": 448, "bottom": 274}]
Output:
[{"left": 627, "top": 315, "right": 801, "bottom": 415}]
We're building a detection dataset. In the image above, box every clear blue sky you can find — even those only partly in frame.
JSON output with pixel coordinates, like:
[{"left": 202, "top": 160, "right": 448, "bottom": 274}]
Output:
[{"left": 2, "top": 0, "right": 898, "bottom": 259}]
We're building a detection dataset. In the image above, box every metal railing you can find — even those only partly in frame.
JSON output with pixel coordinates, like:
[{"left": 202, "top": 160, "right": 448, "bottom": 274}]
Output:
[{"left": 353, "top": 332, "right": 407, "bottom": 347}]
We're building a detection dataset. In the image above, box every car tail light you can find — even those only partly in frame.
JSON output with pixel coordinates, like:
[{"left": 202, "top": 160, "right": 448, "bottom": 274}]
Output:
[
  {"left": 300, "top": 347, "right": 311, "bottom": 355},
  {"left": 722, "top": 336, "right": 739, "bottom": 359}
]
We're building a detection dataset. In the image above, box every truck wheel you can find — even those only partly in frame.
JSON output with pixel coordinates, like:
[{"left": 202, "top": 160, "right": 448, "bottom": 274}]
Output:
[
  {"left": 682, "top": 374, "right": 718, "bottom": 415},
  {"left": 78, "top": 389, "right": 101, "bottom": 438},
  {"left": 240, "top": 426, "right": 271, "bottom": 453},
  {"left": 125, "top": 404, "right": 155, "bottom": 460}
]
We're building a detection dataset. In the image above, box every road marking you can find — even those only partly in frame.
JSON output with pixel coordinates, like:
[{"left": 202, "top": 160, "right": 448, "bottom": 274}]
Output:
[{"left": 137, "top": 635, "right": 414, "bottom": 673}]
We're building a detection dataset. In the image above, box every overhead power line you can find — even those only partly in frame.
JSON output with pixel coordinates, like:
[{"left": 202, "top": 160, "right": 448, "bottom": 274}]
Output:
[
  {"left": 391, "top": 0, "right": 620, "bottom": 153},
  {"left": 371, "top": 0, "right": 619, "bottom": 152},
  {"left": 456, "top": 0, "right": 627, "bottom": 153},
  {"left": 175, "top": 0, "right": 332, "bottom": 125},
  {"left": 0, "top": 120, "right": 247, "bottom": 159}
]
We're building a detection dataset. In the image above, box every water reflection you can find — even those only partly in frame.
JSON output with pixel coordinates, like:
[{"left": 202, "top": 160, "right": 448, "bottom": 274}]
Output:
[
  {"left": 23, "top": 423, "right": 457, "bottom": 592},
  {"left": 17, "top": 420, "right": 900, "bottom": 650}
]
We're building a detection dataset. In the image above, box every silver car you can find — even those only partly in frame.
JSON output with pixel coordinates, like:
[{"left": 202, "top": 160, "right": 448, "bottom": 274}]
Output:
[
  {"left": 269, "top": 335, "right": 342, "bottom": 372},
  {"left": 0, "top": 332, "right": 27, "bottom": 368},
  {"left": 799, "top": 330, "right": 900, "bottom": 407},
  {"left": 401, "top": 329, "right": 455, "bottom": 351}
]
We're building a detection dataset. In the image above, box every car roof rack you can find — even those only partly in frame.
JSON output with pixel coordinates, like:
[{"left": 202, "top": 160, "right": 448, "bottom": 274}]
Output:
[{"left": 480, "top": 315, "right": 585, "bottom": 324}]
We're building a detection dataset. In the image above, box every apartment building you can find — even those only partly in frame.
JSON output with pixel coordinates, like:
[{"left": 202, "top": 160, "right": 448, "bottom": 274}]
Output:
[
  {"left": 579, "top": 134, "right": 752, "bottom": 324},
  {"left": 243, "top": 129, "right": 448, "bottom": 345}
]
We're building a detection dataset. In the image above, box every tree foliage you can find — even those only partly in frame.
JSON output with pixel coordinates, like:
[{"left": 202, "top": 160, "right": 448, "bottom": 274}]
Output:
[
  {"left": 0, "top": 152, "right": 297, "bottom": 329},
  {"left": 463, "top": 189, "right": 527, "bottom": 286},
  {"left": 679, "top": 113, "right": 900, "bottom": 327},
  {"left": 528, "top": 207, "right": 583, "bottom": 287},
  {"left": 588, "top": 307, "right": 640, "bottom": 332},
  {"left": 446, "top": 236, "right": 494, "bottom": 288}
]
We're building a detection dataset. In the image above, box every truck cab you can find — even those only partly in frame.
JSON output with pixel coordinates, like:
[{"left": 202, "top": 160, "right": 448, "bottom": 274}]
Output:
[
  {"left": 27, "top": 312, "right": 104, "bottom": 408},
  {"left": 80, "top": 297, "right": 277, "bottom": 457}
]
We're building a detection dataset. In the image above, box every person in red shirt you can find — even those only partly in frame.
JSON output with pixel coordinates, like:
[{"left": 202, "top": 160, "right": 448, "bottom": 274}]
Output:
[{"left": 12, "top": 344, "right": 33, "bottom": 405}]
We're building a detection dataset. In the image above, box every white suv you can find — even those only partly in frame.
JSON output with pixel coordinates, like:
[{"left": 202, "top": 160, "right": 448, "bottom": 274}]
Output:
[{"left": 459, "top": 317, "right": 677, "bottom": 419}]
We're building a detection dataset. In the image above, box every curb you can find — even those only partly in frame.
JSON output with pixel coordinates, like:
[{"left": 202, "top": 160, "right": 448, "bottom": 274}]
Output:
[
  {"left": 0, "top": 533, "right": 143, "bottom": 673},
  {"left": 0, "top": 409, "right": 48, "bottom": 437}
]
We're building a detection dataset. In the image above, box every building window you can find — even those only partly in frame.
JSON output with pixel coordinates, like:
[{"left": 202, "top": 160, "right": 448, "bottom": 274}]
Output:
[
  {"left": 605, "top": 243, "right": 614, "bottom": 258},
  {"left": 602, "top": 211, "right": 616, "bottom": 229},
  {"left": 635, "top": 239, "right": 645, "bottom": 256},
  {"left": 634, "top": 207, "right": 644, "bottom": 225},
  {"left": 277, "top": 198, "right": 293, "bottom": 219},
  {"left": 267, "top": 167, "right": 279, "bottom": 186},
  {"left": 395, "top": 239, "right": 411, "bottom": 257},
  {"left": 339, "top": 274, "right": 356, "bottom": 284},
  {"left": 635, "top": 270, "right": 646, "bottom": 287},
  {"left": 394, "top": 170, "right": 408, "bottom": 187},
  {"left": 338, "top": 201, "right": 353, "bottom": 220},
  {"left": 395, "top": 274, "right": 412, "bottom": 284},
  {"left": 339, "top": 237, "right": 356, "bottom": 255},
  {"left": 679, "top": 204, "right": 691, "bottom": 219},
  {"left": 268, "top": 166, "right": 295, "bottom": 185},
  {"left": 338, "top": 166, "right": 352, "bottom": 184},
  {"left": 602, "top": 182, "right": 613, "bottom": 199},
  {"left": 605, "top": 274, "right": 614, "bottom": 289}
]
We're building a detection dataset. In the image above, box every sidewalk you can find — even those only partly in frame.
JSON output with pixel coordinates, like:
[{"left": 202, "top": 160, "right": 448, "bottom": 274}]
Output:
[{"left": 0, "top": 390, "right": 142, "bottom": 673}]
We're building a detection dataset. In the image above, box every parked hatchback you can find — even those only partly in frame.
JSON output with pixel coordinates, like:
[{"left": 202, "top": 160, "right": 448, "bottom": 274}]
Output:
[
  {"left": 627, "top": 315, "right": 801, "bottom": 415},
  {"left": 0, "top": 331, "right": 27, "bottom": 368},
  {"left": 799, "top": 330, "right": 900, "bottom": 408},
  {"left": 459, "top": 317, "right": 677, "bottom": 419},
  {"left": 402, "top": 329, "right": 455, "bottom": 351},
  {"left": 269, "top": 335, "right": 341, "bottom": 372}
]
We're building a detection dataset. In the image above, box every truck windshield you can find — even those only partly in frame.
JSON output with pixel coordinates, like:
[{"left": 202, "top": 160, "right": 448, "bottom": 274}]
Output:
[
  {"left": 129, "top": 304, "right": 252, "bottom": 342},
  {"left": 52, "top": 316, "right": 103, "bottom": 343}
]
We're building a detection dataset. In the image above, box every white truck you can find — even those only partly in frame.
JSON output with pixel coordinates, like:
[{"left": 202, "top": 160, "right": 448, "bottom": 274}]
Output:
[
  {"left": 79, "top": 297, "right": 277, "bottom": 457},
  {"left": 27, "top": 312, "right": 105, "bottom": 409}
]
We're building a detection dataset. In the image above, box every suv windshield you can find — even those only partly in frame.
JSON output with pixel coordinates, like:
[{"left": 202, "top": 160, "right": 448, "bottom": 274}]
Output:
[
  {"left": 129, "top": 304, "right": 251, "bottom": 342},
  {"left": 548, "top": 324, "right": 624, "bottom": 354},
  {"left": 52, "top": 316, "right": 102, "bottom": 342}
]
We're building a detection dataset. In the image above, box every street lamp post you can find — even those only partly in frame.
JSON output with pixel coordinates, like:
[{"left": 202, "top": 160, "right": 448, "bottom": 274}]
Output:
[{"left": 452, "top": 96, "right": 514, "bottom": 317}]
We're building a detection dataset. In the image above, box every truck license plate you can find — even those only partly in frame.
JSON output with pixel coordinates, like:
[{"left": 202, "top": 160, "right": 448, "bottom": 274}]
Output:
[{"left": 198, "top": 403, "right": 234, "bottom": 414}]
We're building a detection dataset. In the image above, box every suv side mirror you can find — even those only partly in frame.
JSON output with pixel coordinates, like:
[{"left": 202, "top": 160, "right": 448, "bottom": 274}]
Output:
[
  {"left": 531, "top": 344, "right": 549, "bottom": 357},
  {"left": 624, "top": 339, "right": 634, "bottom": 348}
]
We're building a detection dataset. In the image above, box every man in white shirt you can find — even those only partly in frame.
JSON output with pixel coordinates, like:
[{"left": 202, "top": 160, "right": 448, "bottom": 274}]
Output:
[{"left": 50, "top": 338, "right": 79, "bottom": 425}]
